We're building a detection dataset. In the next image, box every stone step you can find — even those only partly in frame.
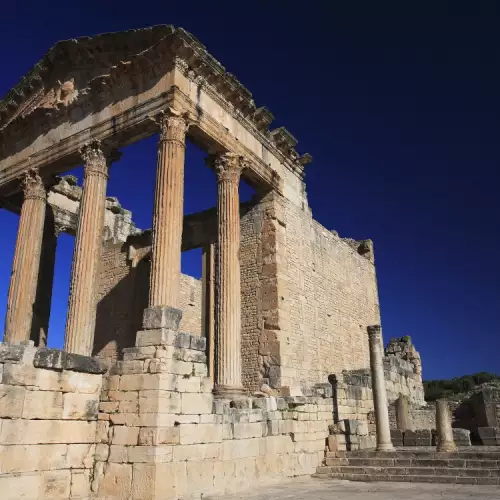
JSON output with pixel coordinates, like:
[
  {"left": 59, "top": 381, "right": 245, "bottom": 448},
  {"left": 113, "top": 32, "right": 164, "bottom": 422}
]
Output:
[
  {"left": 324, "top": 457, "right": 500, "bottom": 468},
  {"left": 326, "top": 450, "right": 500, "bottom": 460},
  {"left": 318, "top": 465, "right": 500, "bottom": 477},
  {"left": 313, "top": 471, "right": 500, "bottom": 486}
]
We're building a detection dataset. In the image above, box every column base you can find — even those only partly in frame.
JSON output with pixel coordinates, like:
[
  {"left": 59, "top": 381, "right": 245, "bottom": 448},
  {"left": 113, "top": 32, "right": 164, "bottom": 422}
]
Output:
[
  {"left": 376, "top": 442, "right": 395, "bottom": 452},
  {"left": 437, "top": 441, "right": 457, "bottom": 452},
  {"left": 213, "top": 384, "right": 248, "bottom": 400},
  {"left": 142, "top": 306, "right": 182, "bottom": 331}
]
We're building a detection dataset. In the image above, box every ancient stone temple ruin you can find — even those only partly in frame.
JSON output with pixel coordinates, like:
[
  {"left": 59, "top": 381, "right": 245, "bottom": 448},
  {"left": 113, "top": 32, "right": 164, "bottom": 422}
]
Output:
[{"left": 3, "top": 25, "right": 495, "bottom": 499}]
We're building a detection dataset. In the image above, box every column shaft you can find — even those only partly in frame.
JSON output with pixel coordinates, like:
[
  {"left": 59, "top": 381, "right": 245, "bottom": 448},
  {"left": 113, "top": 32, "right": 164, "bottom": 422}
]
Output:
[
  {"left": 64, "top": 141, "right": 111, "bottom": 355},
  {"left": 30, "top": 208, "right": 59, "bottom": 347},
  {"left": 436, "top": 399, "right": 457, "bottom": 452},
  {"left": 212, "top": 153, "right": 247, "bottom": 398},
  {"left": 4, "top": 169, "right": 47, "bottom": 344},
  {"left": 367, "top": 325, "right": 394, "bottom": 451},
  {"left": 202, "top": 242, "right": 215, "bottom": 382},
  {"left": 395, "top": 394, "right": 410, "bottom": 431},
  {"left": 149, "top": 108, "right": 187, "bottom": 310}
]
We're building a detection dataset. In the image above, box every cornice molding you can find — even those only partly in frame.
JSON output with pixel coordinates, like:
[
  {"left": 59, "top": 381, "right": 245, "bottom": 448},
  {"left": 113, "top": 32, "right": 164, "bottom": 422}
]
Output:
[{"left": 0, "top": 26, "right": 311, "bottom": 178}]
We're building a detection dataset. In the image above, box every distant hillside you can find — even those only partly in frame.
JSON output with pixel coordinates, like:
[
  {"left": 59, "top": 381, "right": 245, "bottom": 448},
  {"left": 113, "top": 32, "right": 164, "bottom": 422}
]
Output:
[{"left": 423, "top": 372, "right": 500, "bottom": 401}]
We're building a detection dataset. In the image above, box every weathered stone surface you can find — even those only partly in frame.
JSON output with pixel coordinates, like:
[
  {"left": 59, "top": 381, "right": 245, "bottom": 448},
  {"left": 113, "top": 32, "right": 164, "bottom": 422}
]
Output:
[
  {"left": 63, "top": 392, "right": 99, "bottom": 419},
  {"left": 0, "top": 420, "right": 97, "bottom": 444},
  {"left": 22, "top": 390, "right": 63, "bottom": 419},
  {"left": 65, "top": 352, "right": 107, "bottom": 374},
  {"left": 143, "top": 305, "right": 183, "bottom": 331},
  {"left": 32, "top": 348, "right": 107, "bottom": 374},
  {"left": 135, "top": 329, "right": 177, "bottom": 347},
  {"left": 179, "top": 392, "right": 212, "bottom": 415},
  {"left": 0, "top": 385, "right": 25, "bottom": 418},
  {"left": 0, "top": 343, "right": 25, "bottom": 362},
  {"left": 179, "top": 423, "right": 223, "bottom": 444},
  {"left": 33, "top": 348, "right": 66, "bottom": 370}
]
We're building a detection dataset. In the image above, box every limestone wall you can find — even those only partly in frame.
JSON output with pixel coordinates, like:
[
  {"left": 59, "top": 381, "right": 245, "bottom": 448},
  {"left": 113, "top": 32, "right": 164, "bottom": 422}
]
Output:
[
  {"left": 93, "top": 329, "right": 333, "bottom": 499},
  {"left": 178, "top": 274, "right": 202, "bottom": 336},
  {"left": 278, "top": 195, "right": 379, "bottom": 389},
  {"left": 0, "top": 342, "right": 104, "bottom": 500},
  {"left": 93, "top": 240, "right": 203, "bottom": 364}
]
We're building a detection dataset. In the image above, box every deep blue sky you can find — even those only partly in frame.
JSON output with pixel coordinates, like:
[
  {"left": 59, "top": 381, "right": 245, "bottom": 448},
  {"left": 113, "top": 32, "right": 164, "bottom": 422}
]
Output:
[{"left": 0, "top": 2, "right": 498, "bottom": 380}]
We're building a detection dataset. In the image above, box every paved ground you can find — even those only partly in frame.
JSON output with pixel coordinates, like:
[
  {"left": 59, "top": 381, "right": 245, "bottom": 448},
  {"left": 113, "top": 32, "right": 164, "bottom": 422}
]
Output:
[{"left": 206, "top": 477, "right": 500, "bottom": 500}]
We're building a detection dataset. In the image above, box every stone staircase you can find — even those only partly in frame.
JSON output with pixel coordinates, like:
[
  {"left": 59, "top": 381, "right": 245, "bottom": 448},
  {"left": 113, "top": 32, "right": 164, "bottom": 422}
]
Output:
[{"left": 314, "top": 448, "right": 500, "bottom": 485}]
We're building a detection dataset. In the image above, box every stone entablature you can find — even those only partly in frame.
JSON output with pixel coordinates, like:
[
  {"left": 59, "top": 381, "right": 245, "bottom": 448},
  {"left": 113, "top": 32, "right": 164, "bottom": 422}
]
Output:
[{"left": 0, "top": 26, "right": 311, "bottom": 204}]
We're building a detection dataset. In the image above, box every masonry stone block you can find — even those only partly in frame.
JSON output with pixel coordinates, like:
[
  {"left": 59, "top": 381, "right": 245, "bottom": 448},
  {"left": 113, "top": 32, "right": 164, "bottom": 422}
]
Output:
[
  {"left": 109, "top": 445, "right": 128, "bottom": 463},
  {"left": 186, "top": 459, "right": 216, "bottom": 496},
  {"left": 135, "top": 328, "right": 177, "bottom": 347},
  {"left": 0, "top": 384, "right": 25, "bottom": 418},
  {"left": 222, "top": 438, "right": 260, "bottom": 460},
  {"left": 181, "top": 392, "right": 213, "bottom": 414},
  {"left": 42, "top": 469, "right": 71, "bottom": 500},
  {"left": 0, "top": 444, "right": 67, "bottom": 474},
  {"left": 22, "top": 389, "right": 63, "bottom": 419},
  {"left": 190, "top": 336, "right": 206, "bottom": 351},
  {"left": 128, "top": 445, "right": 173, "bottom": 463},
  {"left": 232, "top": 422, "right": 264, "bottom": 439},
  {"left": 172, "top": 443, "right": 222, "bottom": 461},
  {"left": 0, "top": 343, "right": 25, "bottom": 362},
  {"left": 176, "top": 375, "right": 202, "bottom": 392},
  {"left": 139, "top": 390, "right": 181, "bottom": 414},
  {"left": 96, "top": 463, "right": 132, "bottom": 499},
  {"left": 95, "top": 443, "right": 110, "bottom": 461},
  {"left": 0, "top": 420, "right": 97, "bottom": 445},
  {"left": 138, "top": 426, "right": 180, "bottom": 446},
  {"left": 70, "top": 470, "right": 91, "bottom": 499},
  {"left": 113, "top": 426, "right": 139, "bottom": 445},
  {"left": 143, "top": 306, "right": 182, "bottom": 330},
  {"left": 179, "top": 423, "right": 223, "bottom": 444},
  {"left": 67, "top": 443, "right": 95, "bottom": 469},
  {"left": 63, "top": 392, "right": 99, "bottom": 419},
  {"left": 61, "top": 371, "right": 102, "bottom": 394}
]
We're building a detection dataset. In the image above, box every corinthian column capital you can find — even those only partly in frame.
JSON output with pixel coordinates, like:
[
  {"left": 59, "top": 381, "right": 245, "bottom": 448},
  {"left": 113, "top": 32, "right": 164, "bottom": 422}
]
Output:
[
  {"left": 80, "top": 140, "right": 108, "bottom": 178},
  {"left": 21, "top": 168, "right": 46, "bottom": 201},
  {"left": 158, "top": 108, "right": 189, "bottom": 146},
  {"left": 209, "top": 152, "right": 248, "bottom": 184}
]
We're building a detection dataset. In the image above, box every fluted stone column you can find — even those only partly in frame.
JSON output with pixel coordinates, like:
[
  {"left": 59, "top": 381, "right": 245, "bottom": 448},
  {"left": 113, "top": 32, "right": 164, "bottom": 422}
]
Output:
[
  {"left": 211, "top": 153, "right": 247, "bottom": 398},
  {"left": 143, "top": 108, "right": 187, "bottom": 331},
  {"left": 436, "top": 398, "right": 457, "bottom": 452},
  {"left": 367, "top": 325, "right": 394, "bottom": 451},
  {"left": 202, "top": 242, "right": 216, "bottom": 382},
  {"left": 65, "top": 141, "right": 115, "bottom": 355},
  {"left": 4, "top": 168, "right": 47, "bottom": 344},
  {"left": 30, "top": 209, "right": 61, "bottom": 347}
]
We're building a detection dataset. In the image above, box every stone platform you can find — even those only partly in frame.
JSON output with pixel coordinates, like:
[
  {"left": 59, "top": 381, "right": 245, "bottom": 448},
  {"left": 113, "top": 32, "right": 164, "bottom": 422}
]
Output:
[{"left": 314, "top": 447, "right": 500, "bottom": 485}]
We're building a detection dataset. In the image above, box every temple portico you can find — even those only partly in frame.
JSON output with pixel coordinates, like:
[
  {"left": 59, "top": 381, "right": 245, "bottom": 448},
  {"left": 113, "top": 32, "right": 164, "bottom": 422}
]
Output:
[{"left": 0, "top": 26, "right": 427, "bottom": 500}]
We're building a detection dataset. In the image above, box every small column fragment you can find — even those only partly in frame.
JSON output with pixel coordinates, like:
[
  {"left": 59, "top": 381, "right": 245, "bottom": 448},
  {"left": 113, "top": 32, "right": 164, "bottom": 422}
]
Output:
[
  {"left": 210, "top": 152, "right": 248, "bottom": 398},
  {"left": 367, "top": 324, "right": 395, "bottom": 451},
  {"left": 65, "top": 141, "right": 115, "bottom": 355},
  {"left": 395, "top": 394, "right": 410, "bottom": 431},
  {"left": 147, "top": 108, "right": 188, "bottom": 314},
  {"left": 4, "top": 168, "right": 47, "bottom": 344},
  {"left": 436, "top": 398, "right": 457, "bottom": 452}
]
